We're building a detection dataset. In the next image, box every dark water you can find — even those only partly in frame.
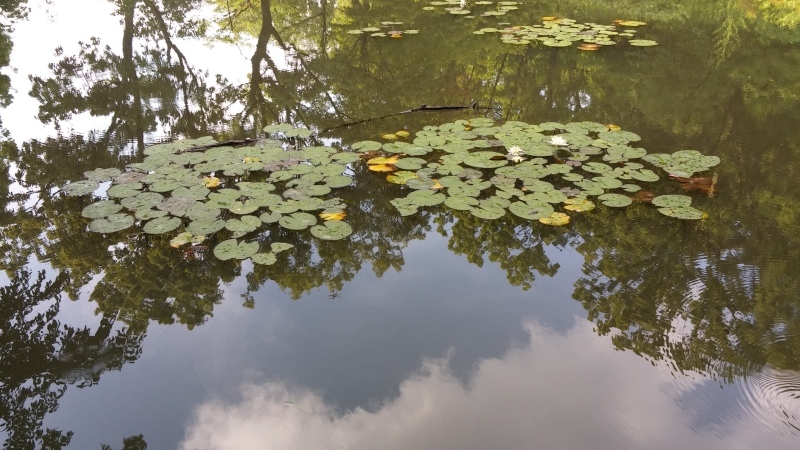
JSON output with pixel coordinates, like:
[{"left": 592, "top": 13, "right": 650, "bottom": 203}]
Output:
[{"left": 1, "top": 1, "right": 800, "bottom": 448}]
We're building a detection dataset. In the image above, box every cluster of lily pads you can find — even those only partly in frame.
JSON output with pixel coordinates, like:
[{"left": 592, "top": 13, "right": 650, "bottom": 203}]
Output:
[
  {"left": 476, "top": 17, "right": 657, "bottom": 48},
  {"left": 346, "top": 21, "right": 419, "bottom": 38},
  {"left": 423, "top": 1, "right": 521, "bottom": 19},
  {"left": 349, "top": 118, "right": 717, "bottom": 223},
  {"left": 63, "top": 129, "right": 360, "bottom": 264}
]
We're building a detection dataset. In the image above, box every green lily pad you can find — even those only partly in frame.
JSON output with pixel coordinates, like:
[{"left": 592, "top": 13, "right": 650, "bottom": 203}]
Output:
[
  {"left": 187, "top": 219, "right": 225, "bottom": 235},
  {"left": 82, "top": 200, "right": 123, "bottom": 219},
  {"left": 509, "top": 201, "right": 554, "bottom": 220},
  {"left": 629, "top": 169, "right": 659, "bottom": 182},
  {"left": 323, "top": 175, "right": 353, "bottom": 188},
  {"left": 88, "top": 213, "right": 134, "bottom": 233},
  {"left": 597, "top": 193, "right": 633, "bottom": 207},
  {"left": 62, "top": 180, "right": 100, "bottom": 197},
  {"left": 226, "top": 215, "right": 262, "bottom": 234},
  {"left": 143, "top": 216, "right": 183, "bottom": 234},
  {"left": 251, "top": 252, "right": 278, "bottom": 265},
  {"left": 444, "top": 196, "right": 479, "bottom": 210},
  {"left": 259, "top": 211, "right": 282, "bottom": 223},
  {"left": 271, "top": 242, "right": 294, "bottom": 253},
  {"left": 394, "top": 157, "right": 427, "bottom": 171},
  {"left": 629, "top": 39, "right": 658, "bottom": 46},
  {"left": 185, "top": 203, "right": 221, "bottom": 221},
  {"left": 213, "top": 239, "right": 260, "bottom": 261},
  {"left": 592, "top": 176, "right": 623, "bottom": 189},
  {"left": 564, "top": 198, "right": 595, "bottom": 212},
  {"left": 470, "top": 206, "right": 505, "bottom": 220},
  {"left": 310, "top": 221, "right": 353, "bottom": 240},
  {"left": 658, "top": 206, "right": 705, "bottom": 220},
  {"left": 621, "top": 184, "right": 642, "bottom": 193},
  {"left": 463, "top": 151, "right": 508, "bottom": 169},
  {"left": 406, "top": 190, "right": 446, "bottom": 206},
  {"left": 652, "top": 195, "right": 692, "bottom": 208},
  {"left": 227, "top": 201, "right": 260, "bottom": 215},
  {"left": 107, "top": 183, "right": 143, "bottom": 198},
  {"left": 135, "top": 208, "right": 168, "bottom": 221},
  {"left": 121, "top": 192, "right": 164, "bottom": 210},
  {"left": 386, "top": 171, "right": 418, "bottom": 185},
  {"left": 170, "top": 232, "right": 206, "bottom": 247},
  {"left": 172, "top": 185, "right": 210, "bottom": 201},
  {"left": 84, "top": 167, "right": 122, "bottom": 182},
  {"left": 351, "top": 140, "right": 382, "bottom": 152},
  {"left": 156, "top": 196, "right": 196, "bottom": 217},
  {"left": 279, "top": 212, "right": 317, "bottom": 230},
  {"left": 113, "top": 172, "right": 147, "bottom": 184},
  {"left": 390, "top": 198, "right": 419, "bottom": 216}
]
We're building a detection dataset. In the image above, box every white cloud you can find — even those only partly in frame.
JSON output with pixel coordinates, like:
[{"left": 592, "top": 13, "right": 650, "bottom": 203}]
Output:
[{"left": 180, "top": 321, "right": 798, "bottom": 450}]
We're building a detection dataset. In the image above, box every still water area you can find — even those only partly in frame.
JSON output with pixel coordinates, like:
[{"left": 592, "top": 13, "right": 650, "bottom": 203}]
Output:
[{"left": 1, "top": 0, "right": 800, "bottom": 448}]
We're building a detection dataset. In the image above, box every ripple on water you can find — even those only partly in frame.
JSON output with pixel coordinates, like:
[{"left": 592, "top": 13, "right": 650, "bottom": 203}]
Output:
[{"left": 738, "top": 366, "right": 800, "bottom": 436}]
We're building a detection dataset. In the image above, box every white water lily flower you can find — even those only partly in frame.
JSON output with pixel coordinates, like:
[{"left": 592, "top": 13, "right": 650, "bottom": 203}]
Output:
[
  {"left": 510, "top": 154, "right": 525, "bottom": 163},
  {"left": 460, "top": 0, "right": 466, "bottom": 8},
  {"left": 507, "top": 145, "right": 524, "bottom": 156},
  {"left": 549, "top": 135, "right": 568, "bottom": 146}
]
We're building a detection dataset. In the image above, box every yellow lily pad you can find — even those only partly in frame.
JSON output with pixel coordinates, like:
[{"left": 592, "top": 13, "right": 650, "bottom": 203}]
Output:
[{"left": 539, "top": 212, "right": 570, "bottom": 226}]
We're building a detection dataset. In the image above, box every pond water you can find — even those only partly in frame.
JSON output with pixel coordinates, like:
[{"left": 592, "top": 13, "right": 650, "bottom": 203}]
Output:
[{"left": 2, "top": 0, "right": 800, "bottom": 449}]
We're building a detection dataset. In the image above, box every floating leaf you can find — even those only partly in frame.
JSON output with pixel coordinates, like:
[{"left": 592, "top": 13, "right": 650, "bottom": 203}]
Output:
[
  {"left": 386, "top": 171, "right": 418, "bottom": 185},
  {"left": 82, "top": 200, "right": 123, "bottom": 219},
  {"left": 351, "top": 140, "right": 383, "bottom": 152},
  {"left": 629, "top": 39, "right": 657, "bottom": 46},
  {"left": 259, "top": 211, "right": 282, "bottom": 224},
  {"left": 252, "top": 252, "right": 278, "bottom": 265},
  {"left": 617, "top": 20, "right": 647, "bottom": 26},
  {"left": 652, "top": 195, "right": 692, "bottom": 208},
  {"left": 368, "top": 164, "right": 397, "bottom": 173},
  {"left": 310, "top": 221, "right": 353, "bottom": 240},
  {"left": 539, "top": 212, "right": 570, "bottom": 226},
  {"left": 564, "top": 198, "right": 595, "bottom": 212},
  {"left": 320, "top": 211, "right": 347, "bottom": 221},
  {"left": 135, "top": 209, "right": 168, "bottom": 221},
  {"left": 444, "top": 196, "right": 479, "bottom": 210},
  {"left": 658, "top": 206, "right": 705, "bottom": 220},
  {"left": 597, "top": 193, "right": 632, "bottom": 207},
  {"left": 107, "top": 183, "right": 143, "bottom": 198},
  {"left": 271, "top": 242, "right": 294, "bottom": 253},
  {"left": 121, "top": 192, "right": 164, "bottom": 210},
  {"left": 225, "top": 215, "right": 262, "bottom": 235},
  {"left": 463, "top": 151, "right": 508, "bottom": 169},
  {"left": 406, "top": 190, "right": 446, "bottom": 206},
  {"left": 84, "top": 168, "right": 122, "bottom": 182},
  {"left": 62, "top": 180, "right": 100, "bottom": 197},
  {"left": 157, "top": 196, "right": 196, "bottom": 217},
  {"left": 279, "top": 212, "right": 317, "bottom": 230},
  {"left": 203, "top": 176, "right": 221, "bottom": 188},
  {"left": 213, "top": 239, "right": 259, "bottom": 261},
  {"left": 88, "top": 214, "right": 134, "bottom": 233},
  {"left": 143, "top": 216, "right": 182, "bottom": 234},
  {"left": 170, "top": 232, "right": 206, "bottom": 248},
  {"left": 470, "top": 206, "right": 505, "bottom": 220},
  {"left": 509, "top": 201, "right": 554, "bottom": 220}
]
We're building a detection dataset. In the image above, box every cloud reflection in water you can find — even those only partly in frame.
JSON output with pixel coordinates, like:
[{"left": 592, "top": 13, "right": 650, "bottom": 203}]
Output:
[{"left": 181, "top": 321, "right": 796, "bottom": 450}]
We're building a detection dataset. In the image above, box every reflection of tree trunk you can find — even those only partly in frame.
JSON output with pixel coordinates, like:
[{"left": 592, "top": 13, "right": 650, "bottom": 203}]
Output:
[
  {"left": 141, "top": 0, "right": 197, "bottom": 111},
  {"left": 487, "top": 54, "right": 507, "bottom": 110},
  {"left": 121, "top": 0, "right": 144, "bottom": 152},
  {"left": 243, "top": 0, "right": 282, "bottom": 124},
  {"left": 320, "top": 0, "right": 328, "bottom": 58}
]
